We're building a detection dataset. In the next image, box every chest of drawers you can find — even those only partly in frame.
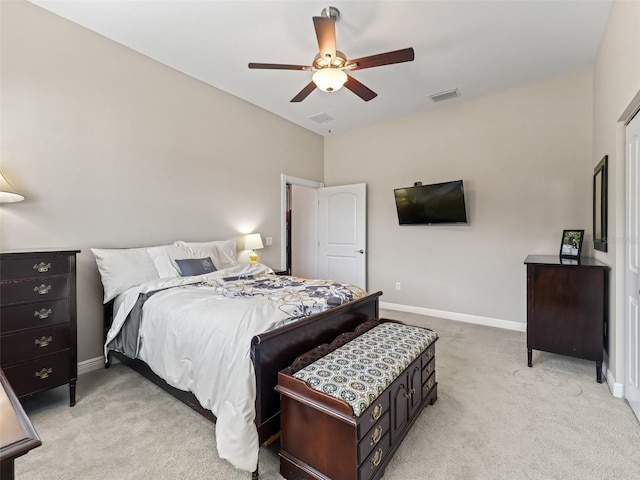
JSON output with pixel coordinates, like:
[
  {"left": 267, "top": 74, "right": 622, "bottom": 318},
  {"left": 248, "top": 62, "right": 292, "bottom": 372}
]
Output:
[
  {"left": 524, "top": 255, "right": 609, "bottom": 383},
  {"left": 0, "top": 250, "right": 79, "bottom": 406}
]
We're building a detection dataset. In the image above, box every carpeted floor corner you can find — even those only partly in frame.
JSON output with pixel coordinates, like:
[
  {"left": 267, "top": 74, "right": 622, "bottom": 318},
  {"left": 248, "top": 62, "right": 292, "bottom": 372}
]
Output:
[{"left": 16, "top": 310, "right": 640, "bottom": 479}]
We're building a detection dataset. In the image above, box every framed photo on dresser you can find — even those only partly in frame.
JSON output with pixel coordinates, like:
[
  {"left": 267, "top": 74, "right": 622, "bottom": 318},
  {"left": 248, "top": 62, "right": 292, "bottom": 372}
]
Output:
[{"left": 559, "top": 229, "right": 584, "bottom": 259}]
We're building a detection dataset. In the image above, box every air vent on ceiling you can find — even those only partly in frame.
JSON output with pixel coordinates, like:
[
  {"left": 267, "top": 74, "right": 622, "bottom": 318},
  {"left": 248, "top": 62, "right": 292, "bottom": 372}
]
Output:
[
  {"left": 308, "top": 112, "right": 335, "bottom": 124},
  {"left": 429, "top": 88, "right": 461, "bottom": 103}
]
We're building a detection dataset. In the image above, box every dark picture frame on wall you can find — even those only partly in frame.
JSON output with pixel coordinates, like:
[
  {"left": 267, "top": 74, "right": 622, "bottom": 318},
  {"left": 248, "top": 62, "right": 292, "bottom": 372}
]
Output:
[
  {"left": 593, "top": 155, "right": 608, "bottom": 252},
  {"left": 559, "top": 229, "right": 584, "bottom": 259}
]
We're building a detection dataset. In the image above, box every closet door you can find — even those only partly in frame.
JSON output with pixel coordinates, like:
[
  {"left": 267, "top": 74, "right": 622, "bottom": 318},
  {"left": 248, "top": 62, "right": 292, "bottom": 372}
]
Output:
[{"left": 625, "top": 112, "right": 640, "bottom": 421}]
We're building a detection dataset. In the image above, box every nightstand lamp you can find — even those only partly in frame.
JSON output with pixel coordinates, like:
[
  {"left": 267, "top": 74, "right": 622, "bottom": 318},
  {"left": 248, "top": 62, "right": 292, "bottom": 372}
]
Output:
[
  {"left": 0, "top": 171, "right": 25, "bottom": 203},
  {"left": 245, "top": 233, "right": 264, "bottom": 264}
]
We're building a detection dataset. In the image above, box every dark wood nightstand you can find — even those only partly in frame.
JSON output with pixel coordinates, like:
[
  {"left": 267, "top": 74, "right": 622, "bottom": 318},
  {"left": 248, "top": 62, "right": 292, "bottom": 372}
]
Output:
[{"left": 0, "top": 250, "right": 80, "bottom": 406}]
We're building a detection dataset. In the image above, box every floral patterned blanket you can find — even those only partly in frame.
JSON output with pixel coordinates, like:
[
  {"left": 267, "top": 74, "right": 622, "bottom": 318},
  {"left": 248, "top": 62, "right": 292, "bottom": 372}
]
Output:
[{"left": 201, "top": 273, "right": 366, "bottom": 322}]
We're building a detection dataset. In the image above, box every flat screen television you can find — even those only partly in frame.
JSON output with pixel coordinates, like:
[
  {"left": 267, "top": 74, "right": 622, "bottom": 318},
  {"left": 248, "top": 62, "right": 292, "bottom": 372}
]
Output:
[{"left": 394, "top": 180, "right": 468, "bottom": 225}]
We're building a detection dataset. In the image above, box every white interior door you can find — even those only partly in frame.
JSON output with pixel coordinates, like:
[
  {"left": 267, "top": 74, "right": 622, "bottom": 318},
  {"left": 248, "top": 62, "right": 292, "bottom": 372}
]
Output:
[
  {"left": 318, "top": 184, "right": 367, "bottom": 289},
  {"left": 625, "top": 112, "right": 640, "bottom": 421}
]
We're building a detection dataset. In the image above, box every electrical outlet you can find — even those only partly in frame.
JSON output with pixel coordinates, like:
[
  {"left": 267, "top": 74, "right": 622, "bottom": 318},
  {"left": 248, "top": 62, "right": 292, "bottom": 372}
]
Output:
[
  {"left": 265, "top": 237, "right": 273, "bottom": 246},
  {"left": 395, "top": 282, "right": 401, "bottom": 291}
]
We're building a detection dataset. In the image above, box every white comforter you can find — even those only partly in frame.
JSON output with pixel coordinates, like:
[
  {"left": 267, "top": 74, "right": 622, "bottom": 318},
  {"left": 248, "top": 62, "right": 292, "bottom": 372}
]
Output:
[
  {"left": 105, "top": 264, "right": 286, "bottom": 472},
  {"left": 105, "top": 263, "right": 367, "bottom": 472}
]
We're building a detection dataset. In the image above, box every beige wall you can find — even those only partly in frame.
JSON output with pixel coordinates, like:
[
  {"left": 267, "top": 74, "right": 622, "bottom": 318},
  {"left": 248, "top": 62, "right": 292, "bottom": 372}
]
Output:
[
  {"left": 0, "top": 1, "right": 323, "bottom": 363},
  {"left": 325, "top": 69, "right": 593, "bottom": 327},
  {"left": 593, "top": 0, "right": 640, "bottom": 385}
]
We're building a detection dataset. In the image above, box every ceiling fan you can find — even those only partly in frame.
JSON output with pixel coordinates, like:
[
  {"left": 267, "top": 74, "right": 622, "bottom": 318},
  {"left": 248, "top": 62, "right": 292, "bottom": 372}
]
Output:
[{"left": 248, "top": 6, "right": 415, "bottom": 103}]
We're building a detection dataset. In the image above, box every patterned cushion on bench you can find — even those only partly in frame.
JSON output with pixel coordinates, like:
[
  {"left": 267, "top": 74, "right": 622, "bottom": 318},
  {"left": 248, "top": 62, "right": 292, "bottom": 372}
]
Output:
[{"left": 293, "top": 322, "right": 438, "bottom": 417}]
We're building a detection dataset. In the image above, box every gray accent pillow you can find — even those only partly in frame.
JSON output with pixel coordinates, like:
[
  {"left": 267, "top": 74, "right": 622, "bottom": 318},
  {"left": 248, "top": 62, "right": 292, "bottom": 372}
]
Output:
[{"left": 175, "top": 257, "right": 217, "bottom": 277}]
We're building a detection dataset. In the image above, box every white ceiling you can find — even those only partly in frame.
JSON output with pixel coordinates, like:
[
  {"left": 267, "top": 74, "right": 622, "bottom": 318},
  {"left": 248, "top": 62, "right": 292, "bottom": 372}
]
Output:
[{"left": 29, "top": 1, "right": 613, "bottom": 136}]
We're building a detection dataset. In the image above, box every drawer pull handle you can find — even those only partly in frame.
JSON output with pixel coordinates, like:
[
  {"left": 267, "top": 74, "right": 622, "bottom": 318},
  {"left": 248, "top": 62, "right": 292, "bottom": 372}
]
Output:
[
  {"left": 35, "top": 368, "right": 52, "bottom": 379},
  {"left": 33, "top": 262, "right": 52, "bottom": 273},
  {"left": 34, "top": 308, "right": 53, "bottom": 319},
  {"left": 371, "top": 425, "right": 383, "bottom": 445},
  {"left": 371, "top": 403, "right": 383, "bottom": 421},
  {"left": 35, "top": 336, "right": 53, "bottom": 348},
  {"left": 34, "top": 284, "right": 52, "bottom": 295},
  {"left": 405, "top": 387, "right": 416, "bottom": 399},
  {"left": 371, "top": 448, "right": 383, "bottom": 468}
]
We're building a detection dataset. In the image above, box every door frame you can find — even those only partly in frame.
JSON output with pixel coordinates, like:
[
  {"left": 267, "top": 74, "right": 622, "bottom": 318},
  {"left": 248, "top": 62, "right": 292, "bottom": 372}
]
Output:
[{"left": 280, "top": 174, "right": 323, "bottom": 272}]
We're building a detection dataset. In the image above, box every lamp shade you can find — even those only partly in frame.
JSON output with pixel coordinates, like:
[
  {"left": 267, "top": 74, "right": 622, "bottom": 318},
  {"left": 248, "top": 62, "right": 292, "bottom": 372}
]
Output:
[
  {"left": 0, "top": 172, "right": 25, "bottom": 203},
  {"left": 244, "top": 233, "right": 264, "bottom": 251},
  {"left": 312, "top": 68, "right": 347, "bottom": 92}
]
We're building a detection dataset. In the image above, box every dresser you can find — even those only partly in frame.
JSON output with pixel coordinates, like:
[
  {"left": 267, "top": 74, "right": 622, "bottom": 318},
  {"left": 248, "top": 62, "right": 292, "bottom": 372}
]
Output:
[
  {"left": 0, "top": 250, "right": 79, "bottom": 405},
  {"left": 525, "top": 255, "right": 609, "bottom": 383}
]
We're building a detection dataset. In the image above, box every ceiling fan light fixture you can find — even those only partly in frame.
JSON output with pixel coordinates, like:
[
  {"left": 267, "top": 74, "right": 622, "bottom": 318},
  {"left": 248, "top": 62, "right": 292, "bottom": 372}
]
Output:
[
  {"left": 249, "top": 8, "right": 414, "bottom": 103},
  {"left": 312, "top": 68, "right": 347, "bottom": 92}
]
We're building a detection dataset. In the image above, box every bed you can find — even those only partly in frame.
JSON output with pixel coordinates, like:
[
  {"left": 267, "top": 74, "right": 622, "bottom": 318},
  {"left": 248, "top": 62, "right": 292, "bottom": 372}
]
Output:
[{"left": 94, "top": 241, "right": 381, "bottom": 477}]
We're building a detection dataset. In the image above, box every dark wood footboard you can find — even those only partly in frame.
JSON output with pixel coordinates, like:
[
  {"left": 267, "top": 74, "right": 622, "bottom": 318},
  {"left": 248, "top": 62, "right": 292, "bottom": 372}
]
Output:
[
  {"left": 252, "top": 291, "right": 381, "bottom": 443},
  {"left": 104, "top": 291, "right": 381, "bottom": 445}
]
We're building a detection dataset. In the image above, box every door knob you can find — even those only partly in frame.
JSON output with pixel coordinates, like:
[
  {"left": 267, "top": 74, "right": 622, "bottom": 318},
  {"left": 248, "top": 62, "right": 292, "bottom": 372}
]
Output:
[{"left": 356, "top": 249, "right": 365, "bottom": 254}]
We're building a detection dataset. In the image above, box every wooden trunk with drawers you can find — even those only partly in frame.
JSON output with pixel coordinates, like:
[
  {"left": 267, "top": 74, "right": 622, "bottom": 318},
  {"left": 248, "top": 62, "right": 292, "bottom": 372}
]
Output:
[
  {"left": 0, "top": 250, "right": 79, "bottom": 406},
  {"left": 276, "top": 319, "right": 437, "bottom": 480}
]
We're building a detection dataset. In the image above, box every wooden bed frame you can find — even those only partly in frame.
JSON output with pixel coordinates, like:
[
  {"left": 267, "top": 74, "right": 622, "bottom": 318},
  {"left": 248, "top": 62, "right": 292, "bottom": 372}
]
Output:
[{"left": 103, "top": 291, "right": 381, "bottom": 473}]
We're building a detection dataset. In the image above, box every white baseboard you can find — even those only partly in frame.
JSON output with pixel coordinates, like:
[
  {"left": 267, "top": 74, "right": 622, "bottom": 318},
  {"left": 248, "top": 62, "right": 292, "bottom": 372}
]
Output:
[
  {"left": 380, "top": 302, "right": 527, "bottom": 332},
  {"left": 78, "top": 356, "right": 105, "bottom": 375},
  {"left": 382, "top": 302, "right": 627, "bottom": 398},
  {"left": 602, "top": 361, "right": 625, "bottom": 398}
]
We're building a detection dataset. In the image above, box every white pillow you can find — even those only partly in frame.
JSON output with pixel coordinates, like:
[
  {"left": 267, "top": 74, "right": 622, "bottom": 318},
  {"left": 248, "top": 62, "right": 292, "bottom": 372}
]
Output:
[
  {"left": 174, "top": 240, "right": 238, "bottom": 269},
  {"left": 91, "top": 247, "right": 159, "bottom": 303},
  {"left": 146, "top": 245, "right": 197, "bottom": 278}
]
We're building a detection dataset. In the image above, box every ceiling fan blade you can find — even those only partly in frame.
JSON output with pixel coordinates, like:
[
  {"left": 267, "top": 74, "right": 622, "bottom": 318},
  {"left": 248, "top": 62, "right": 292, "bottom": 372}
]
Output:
[
  {"left": 313, "top": 16, "right": 337, "bottom": 62},
  {"left": 346, "top": 47, "right": 415, "bottom": 71},
  {"left": 344, "top": 75, "right": 377, "bottom": 102},
  {"left": 248, "top": 63, "right": 310, "bottom": 71},
  {"left": 290, "top": 81, "right": 317, "bottom": 103}
]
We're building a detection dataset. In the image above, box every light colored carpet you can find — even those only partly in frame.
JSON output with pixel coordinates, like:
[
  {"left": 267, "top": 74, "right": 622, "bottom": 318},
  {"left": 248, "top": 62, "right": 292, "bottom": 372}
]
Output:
[{"left": 16, "top": 310, "right": 640, "bottom": 479}]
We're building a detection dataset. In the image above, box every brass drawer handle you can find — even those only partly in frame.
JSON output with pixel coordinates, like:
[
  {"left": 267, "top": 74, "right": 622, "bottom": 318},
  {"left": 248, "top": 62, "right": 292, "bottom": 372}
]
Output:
[
  {"left": 34, "top": 308, "right": 53, "bottom": 319},
  {"left": 427, "top": 378, "right": 434, "bottom": 390},
  {"left": 371, "top": 403, "right": 383, "bottom": 421},
  {"left": 33, "top": 262, "right": 52, "bottom": 273},
  {"left": 35, "top": 367, "right": 52, "bottom": 379},
  {"left": 371, "top": 425, "right": 383, "bottom": 445},
  {"left": 405, "top": 387, "right": 416, "bottom": 399},
  {"left": 33, "top": 284, "right": 52, "bottom": 295},
  {"left": 35, "top": 336, "right": 53, "bottom": 348},
  {"left": 425, "top": 364, "right": 433, "bottom": 375},
  {"left": 371, "top": 448, "right": 383, "bottom": 468}
]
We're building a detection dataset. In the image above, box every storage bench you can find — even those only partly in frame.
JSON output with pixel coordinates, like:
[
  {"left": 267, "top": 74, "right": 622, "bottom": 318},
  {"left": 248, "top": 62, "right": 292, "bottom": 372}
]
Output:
[{"left": 276, "top": 319, "right": 438, "bottom": 480}]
